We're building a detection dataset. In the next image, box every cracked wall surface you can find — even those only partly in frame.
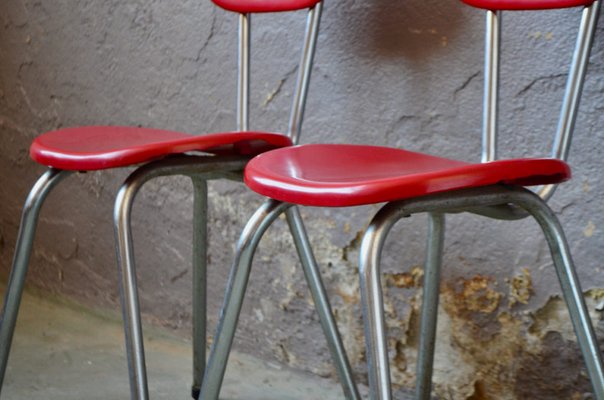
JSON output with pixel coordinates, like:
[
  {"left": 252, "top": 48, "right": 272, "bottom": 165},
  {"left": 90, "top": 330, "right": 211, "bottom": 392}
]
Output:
[{"left": 2, "top": 0, "right": 604, "bottom": 398}]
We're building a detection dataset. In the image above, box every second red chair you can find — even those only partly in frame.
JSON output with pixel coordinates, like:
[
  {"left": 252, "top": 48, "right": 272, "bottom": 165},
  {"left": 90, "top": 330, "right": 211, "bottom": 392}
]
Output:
[{"left": 200, "top": 0, "right": 604, "bottom": 399}]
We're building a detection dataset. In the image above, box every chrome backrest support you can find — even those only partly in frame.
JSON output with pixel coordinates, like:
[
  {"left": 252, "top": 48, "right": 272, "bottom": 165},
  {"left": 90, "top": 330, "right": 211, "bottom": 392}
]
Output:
[
  {"left": 540, "top": 1, "right": 601, "bottom": 199},
  {"left": 237, "top": 13, "right": 251, "bottom": 132},
  {"left": 482, "top": 10, "right": 502, "bottom": 163},
  {"left": 288, "top": 2, "right": 323, "bottom": 144},
  {"left": 235, "top": 4, "right": 323, "bottom": 142},
  {"left": 481, "top": 1, "right": 600, "bottom": 200}
]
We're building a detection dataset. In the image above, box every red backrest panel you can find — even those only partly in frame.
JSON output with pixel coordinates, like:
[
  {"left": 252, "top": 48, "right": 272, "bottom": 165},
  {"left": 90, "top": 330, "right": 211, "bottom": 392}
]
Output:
[
  {"left": 212, "top": 0, "right": 321, "bottom": 13},
  {"left": 461, "top": 0, "right": 594, "bottom": 10}
]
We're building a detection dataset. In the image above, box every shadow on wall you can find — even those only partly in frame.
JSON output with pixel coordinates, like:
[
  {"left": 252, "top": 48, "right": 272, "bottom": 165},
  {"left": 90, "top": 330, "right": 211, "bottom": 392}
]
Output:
[{"left": 334, "top": 0, "right": 468, "bottom": 60}]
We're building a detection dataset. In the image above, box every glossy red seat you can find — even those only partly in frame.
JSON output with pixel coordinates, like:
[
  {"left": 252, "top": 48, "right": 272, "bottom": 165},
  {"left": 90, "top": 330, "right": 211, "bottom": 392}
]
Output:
[
  {"left": 461, "top": 0, "right": 594, "bottom": 10},
  {"left": 213, "top": 0, "right": 321, "bottom": 13},
  {"left": 30, "top": 126, "right": 292, "bottom": 171},
  {"left": 245, "top": 144, "right": 570, "bottom": 207},
  {"left": 201, "top": 0, "right": 604, "bottom": 399}
]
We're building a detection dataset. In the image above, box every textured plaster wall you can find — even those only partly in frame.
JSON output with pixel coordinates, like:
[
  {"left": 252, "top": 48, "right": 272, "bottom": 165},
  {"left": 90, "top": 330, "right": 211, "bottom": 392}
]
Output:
[{"left": 2, "top": 0, "right": 604, "bottom": 398}]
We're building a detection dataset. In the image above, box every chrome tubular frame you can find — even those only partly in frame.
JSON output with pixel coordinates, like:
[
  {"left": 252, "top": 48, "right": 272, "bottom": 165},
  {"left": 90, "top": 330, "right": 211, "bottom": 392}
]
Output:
[
  {"left": 482, "top": 10, "right": 501, "bottom": 163},
  {"left": 539, "top": 0, "right": 601, "bottom": 201},
  {"left": 199, "top": 3, "right": 358, "bottom": 399},
  {"left": 191, "top": 177, "right": 208, "bottom": 400},
  {"left": 481, "top": 3, "right": 601, "bottom": 198},
  {"left": 414, "top": 213, "right": 445, "bottom": 399},
  {"left": 199, "top": 200, "right": 290, "bottom": 400},
  {"left": 359, "top": 185, "right": 604, "bottom": 400},
  {"left": 0, "top": 168, "right": 71, "bottom": 396},
  {"left": 284, "top": 206, "right": 358, "bottom": 398},
  {"left": 113, "top": 155, "right": 249, "bottom": 400},
  {"left": 199, "top": 200, "right": 360, "bottom": 400},
  {"left": 116, "top": 3, "right": 354, "bottom": 399},
  {"left": 0, "top": 159, "right": 242, "bottom": 400},
  {"left": 238, "top": 13, "right": 251, "bottom": 132},
  {"left": 288, "top": 3, "right": 323, "bottom": 144}
]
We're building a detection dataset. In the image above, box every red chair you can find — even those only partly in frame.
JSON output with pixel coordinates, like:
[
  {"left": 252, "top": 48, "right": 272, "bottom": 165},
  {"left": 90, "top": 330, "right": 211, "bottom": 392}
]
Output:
[
  {"left": 0, "top": 1, "right": 359, "bottom": 399},
  {"left": 200, "top": 0, "right": 604, "bottom": 399}
]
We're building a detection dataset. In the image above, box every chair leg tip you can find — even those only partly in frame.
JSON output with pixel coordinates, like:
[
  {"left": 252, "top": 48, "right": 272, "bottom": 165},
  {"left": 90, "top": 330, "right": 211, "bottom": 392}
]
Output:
[{"left": 191, "top": 386, "right": 201, "bottom": 400}]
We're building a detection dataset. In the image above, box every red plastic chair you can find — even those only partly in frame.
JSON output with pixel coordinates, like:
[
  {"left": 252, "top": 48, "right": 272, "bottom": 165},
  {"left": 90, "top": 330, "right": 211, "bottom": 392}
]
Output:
[
  {"left": 0, "top": 1, "right": 359, "bottom": 400},
  {"left": 201, "top": 0, "right": 604, "bottom": 399}
]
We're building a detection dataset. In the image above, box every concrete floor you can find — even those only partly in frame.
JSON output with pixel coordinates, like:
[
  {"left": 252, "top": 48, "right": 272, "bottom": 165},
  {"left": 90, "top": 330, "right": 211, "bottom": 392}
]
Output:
[{"left": 1, "top": 287, "right": 367, "bottom": 400}]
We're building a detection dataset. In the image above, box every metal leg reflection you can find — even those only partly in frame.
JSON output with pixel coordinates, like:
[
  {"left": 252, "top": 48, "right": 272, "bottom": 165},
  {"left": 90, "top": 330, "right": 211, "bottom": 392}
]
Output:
[
  {"left": 113, "top": 155, "right": 247, "bottom": 400},
  {"left": 512, "top": 191, "right": 604, "bottom": 399},
  {"left": 415, "top": 213, "right": 445, "bottom": 400},
  {"left": 359, "top": 207, "right": 403, "bottom": 400},
  {"left": 114, "top": 174, "right": 151, "bottom": 400},
  {"left": 200, "top": 203, "right": 359, "bottom": 399},
  {"left": 0, "top": 168, "right": 70, "bottom": 395},
  {"left": 191, "top": 178, "right": 208, "bottom": 400},
  {"left": 285, "top": 206, "right": 360, "bottom": 400},
  {"left": 358, "top": 186, "right": 604, "bottom": 400},
  {"left": 200, "top": 199, "right": 290, "bottom": 400}
]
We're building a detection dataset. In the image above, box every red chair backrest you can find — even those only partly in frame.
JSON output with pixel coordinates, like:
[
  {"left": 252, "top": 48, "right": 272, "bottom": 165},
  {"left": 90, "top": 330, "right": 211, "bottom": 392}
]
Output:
[
  {"left": 212, "top": 0, "right": 321, "bottom": 13},
  {"left": 461, "top": 0, "right": 594, "bottom": 10}
]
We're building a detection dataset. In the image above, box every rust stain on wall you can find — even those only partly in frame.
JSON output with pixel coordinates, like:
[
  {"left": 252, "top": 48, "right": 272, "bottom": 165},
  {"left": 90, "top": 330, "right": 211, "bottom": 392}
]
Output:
[
  {"left": 299, "top": 257, "right": 601, "bottom": 399},
  {"left": 429, "top": 279, "right": 601, "bottom": 399},
  {"left": 452, "top": 275, "right": 502, "bottom": 314},
  {"left": 508, "top": 268, "right": 534, "bottom": 307},
  {"left": 384, "top": 267, "right": 424, "bottom": 289}
]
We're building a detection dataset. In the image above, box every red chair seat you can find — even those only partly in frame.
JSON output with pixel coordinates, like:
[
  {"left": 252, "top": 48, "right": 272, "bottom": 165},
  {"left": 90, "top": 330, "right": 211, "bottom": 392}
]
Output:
[
  {"left": 244, "top": 144, "right": 570, "bottom": 207},
  {"left": 212, "top": 0, "right": 321, "bottom": 13},
  {"left": 30, "top": 126, "right": 292, "bottom": 171},
  {"left": 461, "top": 0, "right": 594, "bottom": 10}
]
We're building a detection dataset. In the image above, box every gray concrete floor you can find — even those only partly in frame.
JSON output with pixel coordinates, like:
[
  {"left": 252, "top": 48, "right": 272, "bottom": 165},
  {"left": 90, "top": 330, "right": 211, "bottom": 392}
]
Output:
[{"left": 1, "top": 287, "right": 366, "bottom": 400}]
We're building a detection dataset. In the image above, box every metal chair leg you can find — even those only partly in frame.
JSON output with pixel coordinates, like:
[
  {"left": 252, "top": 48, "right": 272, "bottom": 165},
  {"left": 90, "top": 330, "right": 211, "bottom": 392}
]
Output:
[
  {"left": 359, "top": 206, "right": 406, "bottom": 400},
  {"left": 191, "top": 178, "right": 208, "bottom": 400},
  {"left": 111, "top": 156, "right": 247, "bottom": 400},
  {"left": 511, "top": 191, "right": 604, "bottom": 399},
  {"left": 200, "top": 203, "right": 359, "bottom": 400},
  {"left": 415, "top": 213, "right": 445, "bottom": 400},
  {"left": 199, "top": 200, "right": 290, "bottom": 400},
  {"left": 285, "top": 206, "right": 360, "bottom": 400},
  {"left": 358, "top": 186, "right": 604, "bottom": 399},
  {"left": 114, "top": 176, "right": 151, "bottom": 400},
  {"left": 0, "top": 168, "right": 70, "bottom": 395}
]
